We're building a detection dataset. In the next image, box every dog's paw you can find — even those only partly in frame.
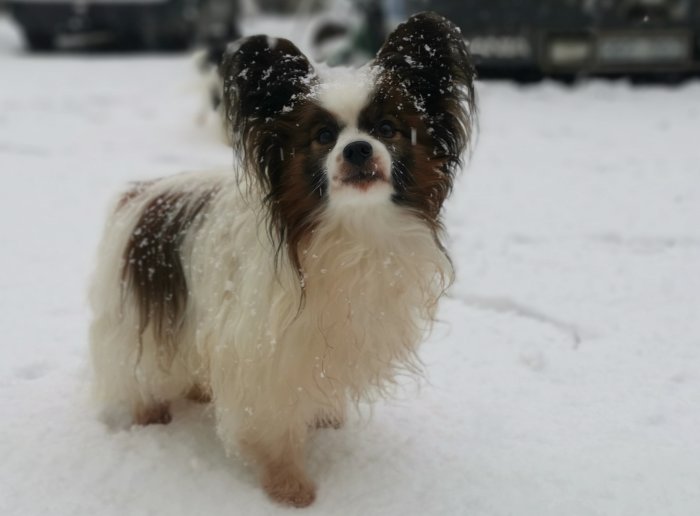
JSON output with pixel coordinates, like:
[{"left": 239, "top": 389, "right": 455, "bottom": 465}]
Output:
[
  {"left": 314, "top": 414, "right": 344, "bottom": 430},
  {"left": 133, "top": 403, "right": 172, "bottom": 426},
  {"left": 185, "top": 383, "right": 212, "bottom": 404},
  {"left": 263, "top": 470, "right": 316, "bottom": 508}
]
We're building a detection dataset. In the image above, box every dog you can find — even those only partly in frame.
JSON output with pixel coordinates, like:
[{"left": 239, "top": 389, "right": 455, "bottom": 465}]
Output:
[{"left": 89, "top": 12, "right": 476, "bottom": 507}]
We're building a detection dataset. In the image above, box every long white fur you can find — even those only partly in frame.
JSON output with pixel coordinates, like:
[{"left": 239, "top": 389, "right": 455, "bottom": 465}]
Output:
[{"left": 89, "top": 71, "right": 452, "bottom": 467}]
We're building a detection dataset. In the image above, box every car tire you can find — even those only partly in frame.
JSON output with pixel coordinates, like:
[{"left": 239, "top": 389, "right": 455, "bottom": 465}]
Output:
[{"left": 24, "top": 31, "right": 55, "bottom": 51}]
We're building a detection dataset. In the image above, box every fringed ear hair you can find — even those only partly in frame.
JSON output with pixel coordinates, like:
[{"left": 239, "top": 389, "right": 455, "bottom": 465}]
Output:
[
  {"left": 373, "top": 12, "right": 477, "bottom": 170},
  {"left": 221, "top": 37, "right": 323, "bottom": 287},
  {"left": 221, "top": 36, "right": 318, "bottom": 185}
]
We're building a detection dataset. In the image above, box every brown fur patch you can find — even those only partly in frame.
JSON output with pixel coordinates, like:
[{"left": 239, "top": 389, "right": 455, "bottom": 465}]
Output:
[
  {"left": 266, "top": 102, "right": 337, "bottom": 276},
  {"left": 122, "top": 186, "right": 219, "bottom": 349},
  {"left": 358, "top": 99, "right": 450, "bottom": 235},
  {"left": 367, "top": 12, "right": 476, "bottom": 234},
  {"left": 222, "top": 37, "right": 326, "bottom": 288}
]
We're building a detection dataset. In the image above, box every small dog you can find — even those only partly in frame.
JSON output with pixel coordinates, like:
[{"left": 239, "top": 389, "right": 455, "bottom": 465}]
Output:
[{"left": 89, "top": 12, "right": 475, "bottom": 507}]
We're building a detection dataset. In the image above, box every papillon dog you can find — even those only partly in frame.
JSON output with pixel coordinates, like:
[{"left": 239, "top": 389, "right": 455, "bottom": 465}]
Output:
[{"left": 89, "top": 12, "right": 476, "bottom": 507}]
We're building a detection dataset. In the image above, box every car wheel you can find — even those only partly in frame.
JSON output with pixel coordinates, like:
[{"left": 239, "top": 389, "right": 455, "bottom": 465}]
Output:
[{"left": 24, "top": 31, "right": 55, "bottom": 51}]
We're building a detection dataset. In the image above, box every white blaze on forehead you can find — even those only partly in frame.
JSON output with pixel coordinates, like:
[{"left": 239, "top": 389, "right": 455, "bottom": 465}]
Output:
[
  {"left": 316, "top": 66, "right": 394, "bottom": 205},
  {"left": 317, "top": 67, "right": 373, "bottom": 127}
]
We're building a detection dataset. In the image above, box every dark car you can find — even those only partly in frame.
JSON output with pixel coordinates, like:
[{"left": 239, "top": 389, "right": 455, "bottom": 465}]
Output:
[
  {"left": 405, "top": 0, "right": 700, "bottom": 77},
  {"left": 7, "top": 0, "right": 239, "bottom": 51},
  {"left": 312, "top": 0, "right": 699, "bottom": 77}
]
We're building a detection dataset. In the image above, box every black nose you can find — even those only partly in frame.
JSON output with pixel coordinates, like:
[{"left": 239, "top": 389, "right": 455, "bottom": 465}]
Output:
[{"left": 343, "top": 141, "right": 373, "bottom": 166}]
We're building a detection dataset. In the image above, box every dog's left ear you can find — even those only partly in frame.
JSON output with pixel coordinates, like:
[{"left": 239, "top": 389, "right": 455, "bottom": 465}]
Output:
[
  {"left": 373, "top": 12, "right": 477, "bottom": 157},
  {"left": 221, "top": 35, "right": 317, "bottom": 139}
]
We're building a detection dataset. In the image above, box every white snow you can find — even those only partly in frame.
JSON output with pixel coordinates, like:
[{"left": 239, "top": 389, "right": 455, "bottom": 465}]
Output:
[{"left": 1, "top": 15, "right": 700, "bottom": 516}]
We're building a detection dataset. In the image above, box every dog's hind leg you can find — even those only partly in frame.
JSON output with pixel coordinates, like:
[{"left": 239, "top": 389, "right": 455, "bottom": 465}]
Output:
[
  {"left": 89, "top": 314, "right": 150, "bottom": 427},
  {"left": 133, "top": 401, "right": 172, "bottom": 425},
  {"left": 89, "top": 188, "right": 201, "bottom": 428},
  {"left": 89, "top": 308, "right": 186, "bottom": 428}
]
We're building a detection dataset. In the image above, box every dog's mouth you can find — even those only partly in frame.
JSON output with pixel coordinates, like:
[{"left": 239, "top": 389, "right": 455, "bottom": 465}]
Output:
[
  {"left": 337, "top": 162, "right": 389, "bottom": 191},
  {"left": 341, "top": 171, "right": 387, "bottom": 188}
]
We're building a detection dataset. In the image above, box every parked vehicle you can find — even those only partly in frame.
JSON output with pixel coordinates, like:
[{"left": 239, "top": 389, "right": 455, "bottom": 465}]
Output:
[
  {"left": 7, "top": 0, "right": 239, "bottom": 51},
  {"left": 313, "top": 0, "right": 700, "bottom": 77},
  {"left": 413, "top": 0, "right": 700, "bottom": 77}
]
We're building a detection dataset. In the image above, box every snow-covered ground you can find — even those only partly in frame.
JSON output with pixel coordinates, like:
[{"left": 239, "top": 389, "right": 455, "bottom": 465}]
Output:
[{"left": 1, "top": 15, "right": 700, "bottom": 516}]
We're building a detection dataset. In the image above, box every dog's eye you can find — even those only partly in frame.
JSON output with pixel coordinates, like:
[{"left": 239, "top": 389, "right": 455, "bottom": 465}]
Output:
[
  {"left": 377, "top": 120, "right": 397, "bottom": 139},
  {"left": 316, "top": 128, "right": 336, "bottom": 145}
]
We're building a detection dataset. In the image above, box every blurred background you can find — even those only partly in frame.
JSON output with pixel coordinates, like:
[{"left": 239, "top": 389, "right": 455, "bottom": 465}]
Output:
[
  {"left": 2, "top": 3, "right": 699, "bottom": 516},
  {"left": 1, "top": 0, "right": 699, "bottom": 80}
]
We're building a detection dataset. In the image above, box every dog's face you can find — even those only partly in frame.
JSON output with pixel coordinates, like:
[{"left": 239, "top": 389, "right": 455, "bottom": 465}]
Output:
[{"left": 222, "top": 12, "right": 475, "bottom": 270}]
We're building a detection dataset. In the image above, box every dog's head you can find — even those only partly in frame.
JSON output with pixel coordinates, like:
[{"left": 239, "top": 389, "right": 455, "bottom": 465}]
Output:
[{"left": 222, "top": 12, "right": 476, "bottom": 272}]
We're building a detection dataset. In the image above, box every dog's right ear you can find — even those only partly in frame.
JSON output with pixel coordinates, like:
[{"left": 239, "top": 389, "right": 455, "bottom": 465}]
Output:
[{"left": 221, "top": 36, "right": 317, "bottom": 136}]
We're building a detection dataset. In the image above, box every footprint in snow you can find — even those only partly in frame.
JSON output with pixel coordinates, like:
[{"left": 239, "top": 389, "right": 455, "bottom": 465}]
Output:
[{"left": 14, "top": 360, "right": 53, "bottom": 380}]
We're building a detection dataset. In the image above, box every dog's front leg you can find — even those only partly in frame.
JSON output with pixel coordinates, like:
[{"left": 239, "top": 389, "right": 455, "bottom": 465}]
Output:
[{"left": 240, "top": 425, "right": 316, "bottom": 508}]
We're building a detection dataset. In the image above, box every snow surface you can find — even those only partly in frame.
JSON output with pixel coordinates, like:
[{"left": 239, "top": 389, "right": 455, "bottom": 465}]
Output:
[{"left": 1, "top": 15, "right": 700, "bottom": 516}]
